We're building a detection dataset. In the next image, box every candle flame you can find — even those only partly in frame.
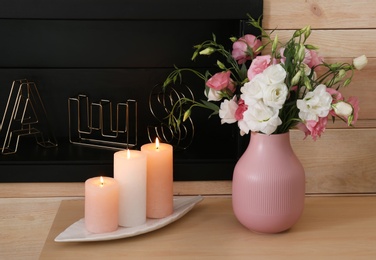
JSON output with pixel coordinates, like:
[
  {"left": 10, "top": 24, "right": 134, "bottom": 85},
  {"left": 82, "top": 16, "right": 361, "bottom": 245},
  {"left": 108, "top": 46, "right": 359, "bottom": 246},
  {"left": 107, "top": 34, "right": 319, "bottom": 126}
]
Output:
[
  {"left": 127, "top": 149, "right": 131, "bottom": 159},
  {"left": 155, "top": 138, "right": 160, "bottom": 150},
  {"left": 99, "top": 176, "right": 104, "bottom": 187}
]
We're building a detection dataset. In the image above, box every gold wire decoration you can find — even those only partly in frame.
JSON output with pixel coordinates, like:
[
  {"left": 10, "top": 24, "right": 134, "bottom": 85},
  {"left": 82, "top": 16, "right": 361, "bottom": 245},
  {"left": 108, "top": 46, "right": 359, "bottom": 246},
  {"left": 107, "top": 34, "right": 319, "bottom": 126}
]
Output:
[
  {"left": 0, "top": 79, "right": 58, "bottom": 155},
  {"left": 147, "top": 83, "right": 194, "bottom": 150},
  {"left": 68, "top": 94, "right": 137, "bottom": 150}
]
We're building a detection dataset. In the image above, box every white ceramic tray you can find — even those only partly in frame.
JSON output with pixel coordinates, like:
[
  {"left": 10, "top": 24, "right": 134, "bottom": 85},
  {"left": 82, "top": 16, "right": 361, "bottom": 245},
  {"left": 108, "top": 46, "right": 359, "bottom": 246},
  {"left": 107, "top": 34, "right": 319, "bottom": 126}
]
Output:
[{"left": 55, "top": 196, "right": 203, "bottom": 242}]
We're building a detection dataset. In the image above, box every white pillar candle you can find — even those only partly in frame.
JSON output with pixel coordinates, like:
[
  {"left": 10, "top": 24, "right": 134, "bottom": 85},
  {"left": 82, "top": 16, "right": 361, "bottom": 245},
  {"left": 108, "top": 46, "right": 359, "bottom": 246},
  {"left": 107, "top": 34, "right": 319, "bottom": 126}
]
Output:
[
  {"left": 84, "top": 176, "right": 119, "bottom": 234},
  {"left": 114, "top": 149, "right": 147, "bottom": 227},
  {"left": 141, "top": 138, "right": 173, "bottom": 219}
]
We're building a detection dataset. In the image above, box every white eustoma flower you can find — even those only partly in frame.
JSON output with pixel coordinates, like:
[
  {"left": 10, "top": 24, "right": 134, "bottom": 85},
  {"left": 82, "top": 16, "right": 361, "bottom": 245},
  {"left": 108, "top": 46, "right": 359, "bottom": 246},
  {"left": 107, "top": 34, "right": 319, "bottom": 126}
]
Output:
[
  {"left": 242, "top": 101, "right": 282, "bottom": 135},
  {"left": 263, "top": 82, "right": 288, "bottom": 109},
  {"left": 297, "top": 84, "right": 332, "bottom": 121},
  {"left": 333, "top": 101, "right": 353, "bottom": 117},
  {"left": 353, "top": 55, "right": 368, "bottom": 70},
  {"left": 237, "top": 120, "right": 250, "bottom": 136},
  {"left": 240, "top": 73, "right": 267, "bottom": 105},
  {"left": 218, "top": 97, "right": 238, "bottom": 124},
  {"left": 204, "top": 88, "right": 222, "bottom": 101},
  {"left": 263, "top": 64, "right": 287, "bottom": 84}
]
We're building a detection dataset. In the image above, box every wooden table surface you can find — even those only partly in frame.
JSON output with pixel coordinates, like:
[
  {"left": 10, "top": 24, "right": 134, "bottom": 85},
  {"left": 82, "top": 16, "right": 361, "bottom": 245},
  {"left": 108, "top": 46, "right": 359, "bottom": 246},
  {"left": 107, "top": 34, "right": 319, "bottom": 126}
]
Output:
[{"left": 38, "top": 196, "right": 376, "bottom": 260}]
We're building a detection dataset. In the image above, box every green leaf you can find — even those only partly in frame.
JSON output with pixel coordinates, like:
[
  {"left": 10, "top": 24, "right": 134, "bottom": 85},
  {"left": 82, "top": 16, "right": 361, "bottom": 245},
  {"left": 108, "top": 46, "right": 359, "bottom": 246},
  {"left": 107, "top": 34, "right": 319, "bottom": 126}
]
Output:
[
  {"left": 208, "top": 110, "right": 219, "bottom": 118},
  {"left": 200, "top": 100, "right": 219, "bottom": 112}
]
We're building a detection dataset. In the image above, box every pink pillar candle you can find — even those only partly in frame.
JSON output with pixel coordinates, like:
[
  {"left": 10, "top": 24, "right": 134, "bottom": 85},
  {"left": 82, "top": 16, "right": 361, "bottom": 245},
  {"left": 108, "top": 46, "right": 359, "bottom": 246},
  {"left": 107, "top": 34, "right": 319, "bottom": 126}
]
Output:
[
  {"left": 84, "top": 176, "right": 119, "bottom": 234},
  {"left": 114, "top": 149, "right": 147, "bottom": 227},
  {"left": 141, "top": 138, "right": 173, "bottom": 218}
]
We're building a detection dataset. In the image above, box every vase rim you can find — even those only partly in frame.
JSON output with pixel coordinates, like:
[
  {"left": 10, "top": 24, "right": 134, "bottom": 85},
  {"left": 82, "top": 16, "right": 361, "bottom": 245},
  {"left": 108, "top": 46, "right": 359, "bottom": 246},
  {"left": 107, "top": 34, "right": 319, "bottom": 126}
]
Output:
[{"left": 251, "top": 131, "right": 289, "bottom": 136}]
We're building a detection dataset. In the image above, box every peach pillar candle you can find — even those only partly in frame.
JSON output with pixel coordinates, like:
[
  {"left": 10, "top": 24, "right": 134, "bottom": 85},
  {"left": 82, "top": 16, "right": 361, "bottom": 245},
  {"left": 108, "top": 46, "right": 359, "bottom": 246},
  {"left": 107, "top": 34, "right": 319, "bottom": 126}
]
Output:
[
  {"left": 84, "top": 176, "right": 119, "bottom": 234},
  {"left": 141, "top": 138, "right": 173, "bottom": 218},
  {"left": 114, "top": 149, "right": 147, "bottom": 227}
]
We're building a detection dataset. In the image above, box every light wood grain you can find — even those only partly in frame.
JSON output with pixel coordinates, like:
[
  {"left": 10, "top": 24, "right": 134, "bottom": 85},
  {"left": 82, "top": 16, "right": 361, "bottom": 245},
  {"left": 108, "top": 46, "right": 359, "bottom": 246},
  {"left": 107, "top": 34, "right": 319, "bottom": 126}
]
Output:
[
  {"left": 0, "top": 198, "right": 62, "bottom": 260},
  {"left": 38, "top": 197, "right": 376, "bottom": 260},
  {"left": 290, "top": 129, "right": 376, "bottom": 194},
  {"left": 263, "top": 30, "right": 375, "bottom": 58},
  {"left": 263, "top": 0, "right": 376, "bottom": 29}
]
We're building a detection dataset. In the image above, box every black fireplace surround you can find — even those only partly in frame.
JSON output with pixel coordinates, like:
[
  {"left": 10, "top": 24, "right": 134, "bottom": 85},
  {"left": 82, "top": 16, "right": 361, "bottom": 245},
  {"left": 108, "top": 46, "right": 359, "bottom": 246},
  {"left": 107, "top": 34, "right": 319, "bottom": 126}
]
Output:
[{"left": 0, "top": 0, "right": 263, "bottom": 182}]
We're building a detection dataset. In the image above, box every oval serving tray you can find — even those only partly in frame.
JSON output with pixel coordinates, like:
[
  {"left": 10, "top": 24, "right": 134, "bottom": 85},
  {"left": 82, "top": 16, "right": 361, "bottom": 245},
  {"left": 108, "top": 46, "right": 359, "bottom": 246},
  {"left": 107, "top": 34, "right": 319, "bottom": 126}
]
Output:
[{"left": 55, "top": 196, "right": 203, "bottom": 242}]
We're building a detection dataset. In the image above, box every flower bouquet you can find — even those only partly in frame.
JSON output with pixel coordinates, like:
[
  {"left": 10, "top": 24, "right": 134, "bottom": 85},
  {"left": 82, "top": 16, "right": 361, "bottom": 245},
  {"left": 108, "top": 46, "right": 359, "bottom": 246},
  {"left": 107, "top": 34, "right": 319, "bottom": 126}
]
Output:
[{"left": 163, "top": 15, "right": 367, "bottom": 140}]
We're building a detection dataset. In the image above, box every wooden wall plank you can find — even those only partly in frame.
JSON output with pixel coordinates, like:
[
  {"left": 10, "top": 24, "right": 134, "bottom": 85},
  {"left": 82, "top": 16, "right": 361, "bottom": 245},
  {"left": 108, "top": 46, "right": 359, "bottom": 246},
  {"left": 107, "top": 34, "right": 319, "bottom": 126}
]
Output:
[
  {"left": 263, "top": 30, "right": 375, "bottom": 58},
  {"left": 291, "top": 129, "right": 376, "bottom": 194},
  {"left": 263, "top": 0, "right": 376, "bottom": 29}
]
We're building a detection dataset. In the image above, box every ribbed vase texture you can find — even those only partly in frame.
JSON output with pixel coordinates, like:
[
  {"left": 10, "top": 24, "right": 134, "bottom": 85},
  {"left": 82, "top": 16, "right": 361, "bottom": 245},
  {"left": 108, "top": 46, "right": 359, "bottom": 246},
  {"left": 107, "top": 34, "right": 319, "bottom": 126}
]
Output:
[{"left": 232, "top": 132, "right": 305, "bottom": 233}]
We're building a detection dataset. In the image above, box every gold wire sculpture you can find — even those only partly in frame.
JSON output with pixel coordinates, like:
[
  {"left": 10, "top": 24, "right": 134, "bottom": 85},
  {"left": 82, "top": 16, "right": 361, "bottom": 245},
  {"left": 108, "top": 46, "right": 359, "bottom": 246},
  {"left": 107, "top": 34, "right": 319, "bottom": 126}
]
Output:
[
  {"left": 0, "top": 79, "right": 58, "bottom": 155},
  {"left": 147, "top": 84, "right": 194, "bottom": 150},
  {"left": 68, "top": 94, "right": 137, "bottom": 150}
]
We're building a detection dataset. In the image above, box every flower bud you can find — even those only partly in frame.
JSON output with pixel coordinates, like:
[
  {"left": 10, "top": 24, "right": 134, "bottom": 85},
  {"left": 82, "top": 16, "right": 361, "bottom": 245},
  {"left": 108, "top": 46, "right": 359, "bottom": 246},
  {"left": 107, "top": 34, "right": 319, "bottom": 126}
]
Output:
[
  {"left": 216, "top": 60, "right": 226, "bottom": 70},
  {"left": 229, "top": 37, "right": 238, "bottom": 43},
  {"left": 255, "top": 45, "right": 265, "bottom": 53},
  {"left": 305, "top": 44, "right": 318, "bottom": 50},
  {"left": 353, "top": 55, "right": 368, "bottom": 70},
  {"left": 271, "top": 34, "right": 279, "bottom": 54},
  {"left": 199, "top": 47, "right": 215, "bottom": 56},
  {"left": 183, "top": 109, "right": 191, "bottom": 122},
  {"left": 332, "top": 69, "right": 346, "bottom": 84},
  {"left": 304, "top": 25, "right": 311, "bottom": 40},
  {"left": 293, "top": 28, "right": 304, "bottom": 38},
  {"left": 304, "top": 76, "right": 312, "bottom": 90},
  {"left": 329, "top": 63, "right": 341, "bottom": 70},
  {"left": 191, "top": 51, "right": 198, "bottom": 61},
  {"left": 333, "top": 101, "right": 353, "bottom": 118},
  {"left": 296, "top": 44, "right": 306, "bottom": 62},
  {"left": 343, "top": 78, "right": 352, "bottom": 87},
  {"left": 291, "top": 70, "right": 302, "bottom": 86},
  {"left": 163, "top": 77, "right": 172, "bottom": 88}
]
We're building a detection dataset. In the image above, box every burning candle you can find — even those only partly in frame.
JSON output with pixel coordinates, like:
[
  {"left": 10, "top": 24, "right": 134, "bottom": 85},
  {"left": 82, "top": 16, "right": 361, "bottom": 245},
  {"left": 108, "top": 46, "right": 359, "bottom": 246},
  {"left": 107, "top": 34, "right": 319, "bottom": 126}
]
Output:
[
  {"left": 114, "top": 149, "right": 147, "bottom": 227},
  {"left": 84, "top": 176, "right": 119, "bottom": 234},
  {"left": 141, "top": 138, "right": 173, "bottom": 218}
]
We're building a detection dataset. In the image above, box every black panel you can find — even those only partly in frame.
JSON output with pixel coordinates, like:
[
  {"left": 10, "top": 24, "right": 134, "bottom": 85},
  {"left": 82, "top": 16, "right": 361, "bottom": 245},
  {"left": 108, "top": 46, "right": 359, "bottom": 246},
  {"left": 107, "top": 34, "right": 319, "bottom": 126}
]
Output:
[
  {"left": 0, "top": 19, "right": 241, "bottom": 68},
  {"left": 0, "top": 0, "right": 262, "bottom": 182},
  {"left": 0, "top": 0, "right": 262, "bottom": 20}
]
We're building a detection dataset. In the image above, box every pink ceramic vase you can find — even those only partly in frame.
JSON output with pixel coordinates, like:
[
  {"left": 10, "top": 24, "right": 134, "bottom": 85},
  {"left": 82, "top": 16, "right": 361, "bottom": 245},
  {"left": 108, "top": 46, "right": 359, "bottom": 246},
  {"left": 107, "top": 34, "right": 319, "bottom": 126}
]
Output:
[{"left": 232, "top": 131, "right": 305, "bottom": 233}]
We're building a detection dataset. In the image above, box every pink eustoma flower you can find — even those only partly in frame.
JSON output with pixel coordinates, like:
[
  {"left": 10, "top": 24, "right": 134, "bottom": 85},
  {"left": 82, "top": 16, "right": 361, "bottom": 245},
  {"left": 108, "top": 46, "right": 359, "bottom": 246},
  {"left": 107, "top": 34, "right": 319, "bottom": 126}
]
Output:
[
  {"left": 235, "top": 98, "right": 248, "bottom": 121},
  {"left": 206, "top": 71, "right": 234, "bottom": 91},
  {"left": 231, "top": 34, "right": 262, "bottom": 64},
  {"left": 247, "top": 55, "right": 271, "bottom": 81},
  {"left": 306, "top": 116, "right": 328, "bottom": 141},
  {"left": 304, "top": 50, "right": 323, "bottom": 69},
  {"left": 296, "top": 122, "right": 310, "bottom": 139},
  {"left": 297, "top": 116, "right": 328, "bottom": 141}
]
